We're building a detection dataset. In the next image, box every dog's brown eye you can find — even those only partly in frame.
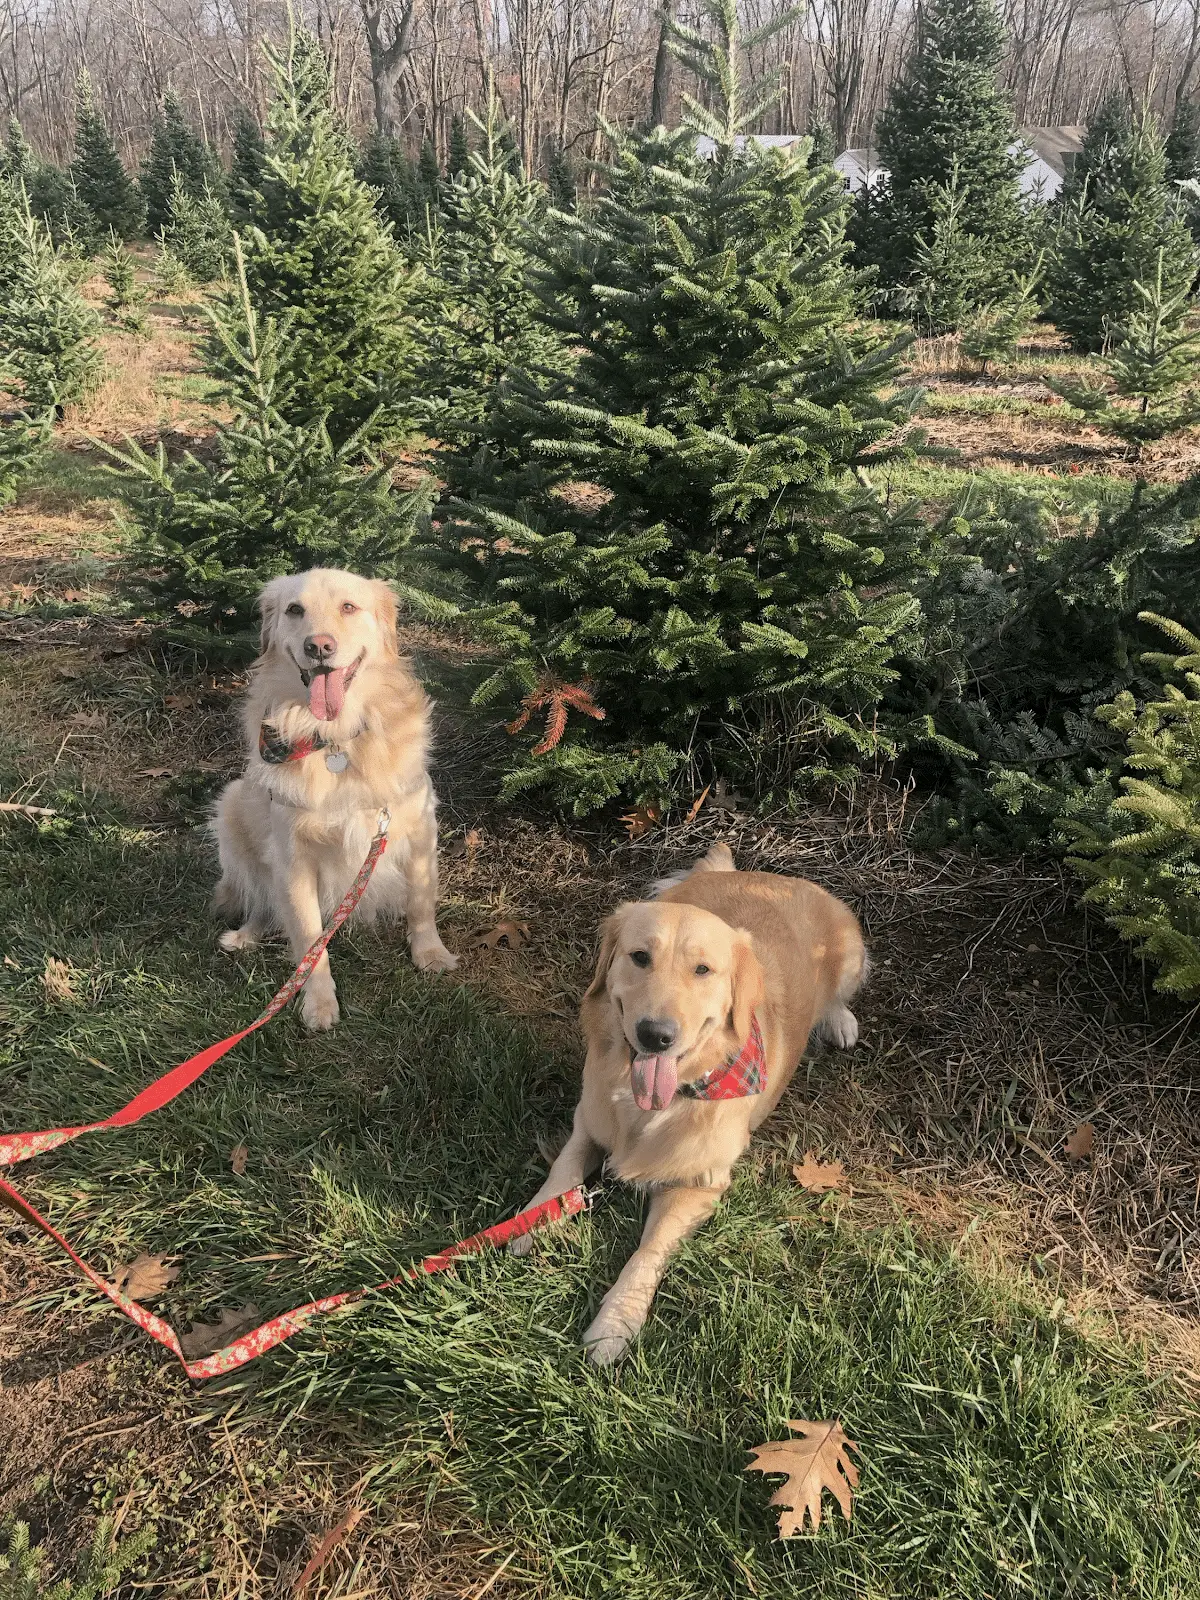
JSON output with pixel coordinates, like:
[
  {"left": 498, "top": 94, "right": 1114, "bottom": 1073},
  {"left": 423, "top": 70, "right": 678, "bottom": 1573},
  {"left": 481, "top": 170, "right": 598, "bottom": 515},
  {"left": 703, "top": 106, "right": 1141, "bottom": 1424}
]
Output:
[
  {"left": 630, "top": 950, "right": 651, "bottom": 969},
  {"left": 340, "top": 601, "right": 359, "bottom": 614},
  {"left": 695, "top": 963, "right": 711, "bottom": 976},
  {"left": 285, "top": 602, "right": 304, "bottom": 616}
]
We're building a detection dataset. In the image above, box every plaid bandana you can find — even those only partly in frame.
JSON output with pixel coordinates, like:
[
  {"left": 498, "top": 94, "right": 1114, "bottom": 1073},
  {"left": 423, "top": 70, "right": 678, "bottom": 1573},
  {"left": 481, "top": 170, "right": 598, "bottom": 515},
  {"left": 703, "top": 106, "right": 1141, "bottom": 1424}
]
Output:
[
  {"left": 258, "top": 722, "right": 328, "bottom": 765},
  {"left": 676, "top": 1014, "right": 766, "bottom": 1101}
]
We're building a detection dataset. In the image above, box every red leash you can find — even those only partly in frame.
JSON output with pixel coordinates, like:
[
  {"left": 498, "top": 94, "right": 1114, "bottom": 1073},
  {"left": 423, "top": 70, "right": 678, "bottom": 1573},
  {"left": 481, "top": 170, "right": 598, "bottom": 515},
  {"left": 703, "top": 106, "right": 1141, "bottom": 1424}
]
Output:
[
  {"left": 0, "top": 1176, "right": 587, "bottom": 1380},
  {"left": 0, "top": 809, "right": 588, "bottom": 1378}
]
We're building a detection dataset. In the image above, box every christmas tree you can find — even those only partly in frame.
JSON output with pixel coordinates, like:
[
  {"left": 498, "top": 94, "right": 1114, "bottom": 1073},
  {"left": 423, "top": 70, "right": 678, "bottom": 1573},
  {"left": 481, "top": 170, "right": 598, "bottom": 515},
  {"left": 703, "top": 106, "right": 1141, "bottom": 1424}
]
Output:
[
  {"left": 1046, "top": 249, "right": 1200, "bottom": 452},
  {"left": 852, "top": 0, "right": 1027, "bottom": 318},
  {"left": 415, "top": 86, "right": 564, "bottom": 432},
  {"left": 228, "top": 106, "right": 266, "bottom": 225},
  {"left": 1, "top": 116, "right": 34, "bottom": 183},
  {"left": 1165, "top": 96, "right": 1200, "bottom": 183},
  {"left": 1047, "top": 110, "right": 1195, "bottom": 351},
  {"left": 0, "top": 182, "right": 102, "bottom": 412},
  {"left": 1060, "top": 613, "right": 1200, "bottom": 997},
  {"left": 229, "top": 27, "right": 419, "bottom": 448},
  {"left": 101, "top": 229, "right": 149, "bottom": 333},
  {"left": 447, "top": 113, "right": 471, "bottom": 178},
  {"left": 160, "top": 169, "right": 232, "bottom": 282},
  {"left": 140, "top": 89, "right": 222, "bottom": 236},
  {"left": 106, "top": 238, "right": 429, "bottom": 626},
  {"left": 356, "top": 128, "right": 421, "bottom": 237},
  {"left": 806, "top": 111, "right": 835, "bottom": 168},
  {"left": 546, "top": 141, "right": 576, "bottom": 210},
  {"left": 70, "top": 71, "right": 144, "bottom": 240},
  {"left": 899, "top": 164, "right": 998, "bottom": 333},
  {"left": 421, "top": 0, "right": 935, "bottom": 814},
  {"left": 960, "top": 255, "right": 1043, "bottom": 374}
]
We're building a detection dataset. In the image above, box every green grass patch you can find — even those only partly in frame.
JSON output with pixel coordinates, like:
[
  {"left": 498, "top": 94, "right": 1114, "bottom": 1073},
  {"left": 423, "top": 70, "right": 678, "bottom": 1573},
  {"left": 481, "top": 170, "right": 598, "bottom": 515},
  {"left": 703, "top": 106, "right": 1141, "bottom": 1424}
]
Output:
[
  {"left": 874, "top": 458, "right": 1123, "bottom": 515},
  {"left": 3, "top": 763, "right": 1200, "bottom": 1597},
  {"left": 920, "top": 390, "right": 1052, "bottom": 418}
]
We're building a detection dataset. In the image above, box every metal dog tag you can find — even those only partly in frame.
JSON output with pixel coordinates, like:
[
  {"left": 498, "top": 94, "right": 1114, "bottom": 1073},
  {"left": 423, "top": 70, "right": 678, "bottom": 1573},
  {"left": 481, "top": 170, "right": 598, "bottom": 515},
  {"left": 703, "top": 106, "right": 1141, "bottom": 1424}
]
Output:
[{"left": 325, "top": 749, "right": 350, "bottom": 773}]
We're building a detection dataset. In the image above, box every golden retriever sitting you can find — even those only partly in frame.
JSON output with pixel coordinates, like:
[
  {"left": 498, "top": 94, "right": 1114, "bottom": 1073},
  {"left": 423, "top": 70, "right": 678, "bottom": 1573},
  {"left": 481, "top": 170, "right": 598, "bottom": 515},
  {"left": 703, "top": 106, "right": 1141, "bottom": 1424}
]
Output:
[
  {"left": 213, "top": 568, "right": 457, "bottom": 1031},
  {"left": 513, "top": 843, "right": 865, "bottom": 1364}
]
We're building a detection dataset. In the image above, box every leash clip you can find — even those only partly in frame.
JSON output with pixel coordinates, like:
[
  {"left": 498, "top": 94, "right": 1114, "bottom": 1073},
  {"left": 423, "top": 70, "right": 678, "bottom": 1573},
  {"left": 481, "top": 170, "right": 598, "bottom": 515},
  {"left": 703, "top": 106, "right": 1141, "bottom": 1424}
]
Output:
[{"left": 377, "top": 806, "right": 391, "bottom": 838}]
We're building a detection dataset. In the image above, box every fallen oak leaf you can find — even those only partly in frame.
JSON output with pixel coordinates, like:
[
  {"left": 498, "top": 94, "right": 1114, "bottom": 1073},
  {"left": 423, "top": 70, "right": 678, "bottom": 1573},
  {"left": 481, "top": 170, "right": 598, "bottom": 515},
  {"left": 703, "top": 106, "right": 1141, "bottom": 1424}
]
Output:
[
  {"left": 230, "top": 1142, "right": 249, "bottom": 1175},
  {"left": 472, "top": 920, "right": 531, "bottom": 951},
  {"left": 1064, "top": 1121, "right": 1095, "bottom": 1160},
  {"left": 620, "top": 803, "right": 661, "bottom": 839},
  {"left": 180, "top": 1303, "right": 262, "bottom": 1360},
  {"left": 792, "top": 1152, "right": 847, "bottom": 1194},
  {"left": 745, "top": 1420, "right": 861, "bottom": 1536},
  {"left": 111, "top": 1252, "right": 179, "bottom": 1302}
]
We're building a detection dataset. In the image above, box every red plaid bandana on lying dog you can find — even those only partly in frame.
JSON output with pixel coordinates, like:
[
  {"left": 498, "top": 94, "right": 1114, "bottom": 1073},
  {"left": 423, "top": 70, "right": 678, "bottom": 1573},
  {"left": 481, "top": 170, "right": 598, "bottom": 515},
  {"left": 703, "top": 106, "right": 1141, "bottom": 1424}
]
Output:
[{"left": 677, "top": 1014, "right": 766, "bottom": 1100}]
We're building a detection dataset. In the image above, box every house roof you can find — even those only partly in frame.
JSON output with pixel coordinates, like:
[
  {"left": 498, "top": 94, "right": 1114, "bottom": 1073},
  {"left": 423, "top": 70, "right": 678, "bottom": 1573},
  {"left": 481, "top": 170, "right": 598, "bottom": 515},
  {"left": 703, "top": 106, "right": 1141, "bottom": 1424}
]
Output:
[{"left": 1020, "top": 125, "right": 1088, "bottom": 177}]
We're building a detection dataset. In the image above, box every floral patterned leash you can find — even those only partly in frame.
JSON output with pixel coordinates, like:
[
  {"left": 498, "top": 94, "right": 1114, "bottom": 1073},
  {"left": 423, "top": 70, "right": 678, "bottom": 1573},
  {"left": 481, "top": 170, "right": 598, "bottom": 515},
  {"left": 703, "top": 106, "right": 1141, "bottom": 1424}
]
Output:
[{"left": 0, "top": 806, "right": 591, "bottom": 1379}]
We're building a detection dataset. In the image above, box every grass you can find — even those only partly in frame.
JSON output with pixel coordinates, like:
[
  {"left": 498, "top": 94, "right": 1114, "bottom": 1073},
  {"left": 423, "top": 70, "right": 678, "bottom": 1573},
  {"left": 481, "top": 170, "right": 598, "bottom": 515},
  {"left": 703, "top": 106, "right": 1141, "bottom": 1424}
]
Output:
[
  {"left": 4, "top": 749, "right": 1200, "bottom": 1598},
  {"left": 6, "top": 303, "right": 1200, "bottom": 1596}
]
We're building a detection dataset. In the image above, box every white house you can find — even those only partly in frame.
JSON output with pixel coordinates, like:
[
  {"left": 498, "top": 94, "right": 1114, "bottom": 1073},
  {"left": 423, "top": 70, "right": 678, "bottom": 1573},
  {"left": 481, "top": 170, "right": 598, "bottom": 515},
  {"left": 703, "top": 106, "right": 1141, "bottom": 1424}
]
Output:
[{"left": 830, "top": 125, "right": 1088, "bottom": 203}]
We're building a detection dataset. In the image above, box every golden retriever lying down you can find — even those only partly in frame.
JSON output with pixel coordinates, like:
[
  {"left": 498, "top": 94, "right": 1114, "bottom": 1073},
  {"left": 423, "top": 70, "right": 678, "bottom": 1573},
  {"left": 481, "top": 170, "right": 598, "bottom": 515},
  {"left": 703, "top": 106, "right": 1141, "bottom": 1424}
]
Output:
[
  {"left": 213, "top": 568, "right": 457, "bottom": 1032},
  {"left": 513, "top": 843, "right": 866, "bottom": 1364}
]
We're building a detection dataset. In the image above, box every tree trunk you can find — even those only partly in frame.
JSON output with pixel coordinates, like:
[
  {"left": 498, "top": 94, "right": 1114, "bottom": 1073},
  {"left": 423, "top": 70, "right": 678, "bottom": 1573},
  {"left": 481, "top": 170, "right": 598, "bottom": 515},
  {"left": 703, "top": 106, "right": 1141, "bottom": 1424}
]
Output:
[
  {"left": 650, "top": 0, "right": 677, "bottom": 128},
  {"left": 359, "top": 0, "right": 417, "bottom": 137}
]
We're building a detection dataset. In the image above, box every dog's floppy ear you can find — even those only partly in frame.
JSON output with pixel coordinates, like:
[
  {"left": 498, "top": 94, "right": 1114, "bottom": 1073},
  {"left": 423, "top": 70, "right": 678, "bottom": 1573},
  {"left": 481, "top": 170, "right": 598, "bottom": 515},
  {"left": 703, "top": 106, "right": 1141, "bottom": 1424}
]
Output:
[
  {"left": 584, "top": 906, "right": 628, "bottom": 1001},
  {"left": 257, "top": 576, "right": 290, "bottom": 656},
  {"left": 371, "top": 579, "right": 400, "bottom": 656},
  {"left": 729, "top": 930, "right": 765, "bottom": 1043}
]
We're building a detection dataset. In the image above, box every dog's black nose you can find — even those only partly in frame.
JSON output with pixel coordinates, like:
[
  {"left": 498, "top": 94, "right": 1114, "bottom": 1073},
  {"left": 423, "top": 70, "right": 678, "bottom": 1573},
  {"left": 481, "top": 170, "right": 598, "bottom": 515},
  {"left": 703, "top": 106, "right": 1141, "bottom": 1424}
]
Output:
[
  {"left": 636, "top": 1017, "right": 678, "bottom": 1053},
  {"left": 304, "top": 632, "right": 337, "bottom": 661}
]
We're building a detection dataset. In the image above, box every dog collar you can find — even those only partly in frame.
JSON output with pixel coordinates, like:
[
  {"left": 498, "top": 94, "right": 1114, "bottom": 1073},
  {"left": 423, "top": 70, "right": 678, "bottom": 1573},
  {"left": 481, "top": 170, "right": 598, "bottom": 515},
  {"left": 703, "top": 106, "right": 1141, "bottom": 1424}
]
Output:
[{"left": 676, "top": 1014, "right": 766, "bottom": 1101}]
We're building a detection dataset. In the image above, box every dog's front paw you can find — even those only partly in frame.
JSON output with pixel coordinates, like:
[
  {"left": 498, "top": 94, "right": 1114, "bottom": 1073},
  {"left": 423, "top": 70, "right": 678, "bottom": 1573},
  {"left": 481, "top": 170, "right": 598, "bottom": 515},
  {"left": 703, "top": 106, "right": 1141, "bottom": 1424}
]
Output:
[
  {"left": 582, "top": 1305, "right": 642, "bottom": 1367},
  {"left": 508, "top": 1229, "right": 536, "bottom": 1259},
  {"left": 218, "top": 925, "right": 258, "bottom": 953},
  {"left": 302, "top": 988, "right": 340, "bottom": 1032},
  {"left": 411, "top": 936, "right": 459, "bottom": 974},
  {"left": 821, "top": 1004, "right": 859, "bottom": 1049}
]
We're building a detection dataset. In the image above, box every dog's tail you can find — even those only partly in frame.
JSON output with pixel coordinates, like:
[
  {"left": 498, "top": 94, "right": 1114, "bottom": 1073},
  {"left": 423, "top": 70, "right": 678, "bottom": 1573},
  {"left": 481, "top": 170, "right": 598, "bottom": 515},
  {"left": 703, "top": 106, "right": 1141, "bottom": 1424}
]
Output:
[{"left": 650, "top": 841, "right": 736, "bottom": 898}]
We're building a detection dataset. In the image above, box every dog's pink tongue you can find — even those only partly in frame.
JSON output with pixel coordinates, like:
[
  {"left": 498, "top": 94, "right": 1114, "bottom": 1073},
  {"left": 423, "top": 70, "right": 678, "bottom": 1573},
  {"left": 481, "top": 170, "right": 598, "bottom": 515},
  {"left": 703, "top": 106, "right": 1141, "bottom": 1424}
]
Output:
[
  {"left": 309, "top": 667, "right": 348, "bottom": 722},
  {"left": 631, "top": 1054, "right": 679, "bottom": 1112}
]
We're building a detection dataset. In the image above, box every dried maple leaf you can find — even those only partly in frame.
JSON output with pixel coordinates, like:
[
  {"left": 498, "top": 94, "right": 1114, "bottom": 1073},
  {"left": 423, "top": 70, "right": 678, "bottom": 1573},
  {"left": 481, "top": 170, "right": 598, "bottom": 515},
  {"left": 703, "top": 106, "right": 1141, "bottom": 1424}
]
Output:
[
  {"left": 180, "top": 1303, "right": 262, "bottom": 1360},
  {"left": 684, "top": 785, "right": 711, "bottom": 824},
  {"left": 1064, "top": 1121, "right": 1095, "bottom": 1160},
  {"left": 506, "top": 677, "right": 606, "bottom": 754},
  {"left": 745, "top": 1420, "right": 861, "bottom": 1536},
  {"left": 792, "top": 1152, "right": 846, "bottom": 1193},
  {"left": 446, "top": 828, "right": 482, "bottom": 861},
  {"left": 472, "top": 920, "right": 531, "bottom": 951},
  {"left": 230, "top": 1142, "right": 249, "bottom": 1175},
  {"left": 41, "top": 957, "right": 77, "bottom": 1003},
  {"left": 620, "top": 804, "right": 662, "bottom": 840},
  {"left": 111, "top": 1252, "right": 179, "bottom": 1302},
  {"left": 134, "top": 767, "right": 175, "bottom": 779}
]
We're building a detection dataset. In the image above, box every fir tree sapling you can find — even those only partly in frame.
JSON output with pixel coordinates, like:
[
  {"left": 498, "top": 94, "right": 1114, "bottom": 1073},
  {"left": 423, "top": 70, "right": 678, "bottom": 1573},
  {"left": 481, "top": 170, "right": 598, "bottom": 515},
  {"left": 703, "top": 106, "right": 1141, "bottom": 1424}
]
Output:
[
  {"left": 1060, "top": 613, "right": 1200, "bottom": 997},
  {"left": 960, "top": 254, "right": 1044, "bottom": 375},
  {"left": 230, "top": 28, "right": 420, "bottom": 448},
  {"left": 160, "top": 168, "right": 232, "bottom": 282},
  {"left": 70, "top": 70, "right": 145, "bottom": 240},
  {"left": 140, "top": 89, "right": 222, "bottom": 236},
  {"left": 1, "top": 1514, "right": 156, "bottom": 1600},
  {"left": 1048, "top": 109, "right": 1196, "bottom": 352},
  {"left": 1165, "top": 96, "right": 1200, "bottom": 184},
  {"left": 546, "top": 141, "right": 577, "bottom": 209},
  {"left": 447, "top": 113, "right": 471, "bottom": 178},
  {"left": 1045, "top": 248, "right": 1200, "bottom": 452},
  {"left": 0, "top": 183, "right": 102, "bottom": 412},
  {"left": 356, "top": 129, "right": 421, "bottom": 237},
  {"left": 102, "top": 228, "right": 149, "bottom": 333},
  {"left": 852, "top": 0, "right": 1027, "bottom": 317},
  {"left": 228, "top": 106, "right": 266, "bottom": 225},
  {"left": 104, "top": 238, "right": 430, "bottom": 626},
  {"left": 415, "top": 85, "right": 564, "bottom": 431},
  {"left": 806, "top": 111, "right": 835, "bottom": 168},
  {"left": 900, "top": 165, "right": 998, "bottom": 334},
  {"left": 423, "top": 0, "right": 935, "bottom": 814}
]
